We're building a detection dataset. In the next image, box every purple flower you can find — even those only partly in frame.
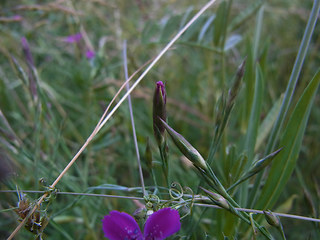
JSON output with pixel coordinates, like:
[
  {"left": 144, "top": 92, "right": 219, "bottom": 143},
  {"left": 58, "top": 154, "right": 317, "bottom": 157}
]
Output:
[
  {"left": 63, "top": 33, "right": 82, "bottom": 43},
  {"left": 21, "top": 37, "right": 34, "bottom": 67},
  {"left": 86, "top": 50, "right": 95, "bottom": 59},
  {"left": 0, "top": 15, "right": 22, "bottom": 22},
  {"left": 102, "top": 208, "right": 181, "bottom": 240},
  {"left": 12, "top": 15, "right": 23, "bottom": 21}
]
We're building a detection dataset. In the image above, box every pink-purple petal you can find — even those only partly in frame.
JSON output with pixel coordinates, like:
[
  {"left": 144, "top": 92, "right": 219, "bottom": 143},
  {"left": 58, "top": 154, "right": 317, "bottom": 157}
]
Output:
[
  {"left": 12, "top": 15, "right": 23, "bottom": 21},
  {"left": 86, "top": 50, "right": 95, "bottom": 59},
  {"left": 102, "top": 210, "right": 143, "bottom": 240},
  {"left": 63, "top": 33, "right": 82, "bottom": 43},
  {"left": 144, "top": 208, "right": 181, "bottom": 240},
  {"left": 156, "top": 81, "right": 166, "bottom": 104}
]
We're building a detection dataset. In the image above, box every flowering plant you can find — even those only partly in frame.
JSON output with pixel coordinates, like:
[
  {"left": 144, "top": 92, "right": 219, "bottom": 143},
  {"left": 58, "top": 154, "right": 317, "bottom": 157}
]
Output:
[
  {"left": 102, "top": 207, "right": 181, "bottom": 240},
  {"left": 62, "top": 32, "right": 95, "bottom": 59}
]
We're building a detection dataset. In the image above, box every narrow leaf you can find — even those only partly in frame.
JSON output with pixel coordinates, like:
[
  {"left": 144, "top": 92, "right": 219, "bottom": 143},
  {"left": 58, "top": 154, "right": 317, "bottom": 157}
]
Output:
[{"left": 255, "top": 69, "right": 320, "bottom": 210}]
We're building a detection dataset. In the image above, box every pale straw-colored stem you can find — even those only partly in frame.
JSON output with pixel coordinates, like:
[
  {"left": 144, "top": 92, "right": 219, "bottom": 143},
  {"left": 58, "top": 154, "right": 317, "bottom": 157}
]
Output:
[{"left": 123, "top": 40, "right": 146, "bottom": 196}]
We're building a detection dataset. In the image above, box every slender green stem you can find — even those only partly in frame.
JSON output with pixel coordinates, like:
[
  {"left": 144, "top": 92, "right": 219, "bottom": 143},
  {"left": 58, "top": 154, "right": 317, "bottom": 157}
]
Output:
[
  {"left": 159, "top": 146, "right": 169, "bottom": 187},
  {"left": 253, "top": 4, "right": 264, "bottom": 60},
  {"left": 249, "top": 213, "right": 258, "bottom": 240},
  {"left": 278, "top": 224, "right": 287, "bottom": 240},
  {"left": 151, "top": 169, "right": 159, "bottom": 195}
]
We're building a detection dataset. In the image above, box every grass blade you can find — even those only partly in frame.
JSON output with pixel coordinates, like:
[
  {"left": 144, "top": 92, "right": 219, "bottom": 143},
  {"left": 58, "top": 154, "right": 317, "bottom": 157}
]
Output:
[
  {"left": 264, "top": 0, "right": 320, "bottom": 154},
  {"left": 255, "top": 69, "right": 320, "bottom": 210}
]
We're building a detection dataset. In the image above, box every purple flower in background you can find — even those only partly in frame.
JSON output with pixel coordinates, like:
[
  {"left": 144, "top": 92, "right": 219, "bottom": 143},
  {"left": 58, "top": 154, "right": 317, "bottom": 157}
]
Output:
[
  {"left": 21, "top": 37, "right": 38, "bottom": 99},
  {"left": 12, "top": 15, "right": 23, "bottom": 21},
  {"left": 86, "top": 50, "right": 95, "bottom": 59},
  {"left": 102, "top": 208, "right": 181, "bottom": 240},
  {"left": 62, "top": 32, "right": 96, "bottom": 60},
  {"left": 21, "top": 37, "right": 34, "bottom": 67},
  {"left": 0, "top": 15, "right": 22, "bottom": 22},
  {"left": 63, "top": 33, "right": 82, "bottom": 43}
]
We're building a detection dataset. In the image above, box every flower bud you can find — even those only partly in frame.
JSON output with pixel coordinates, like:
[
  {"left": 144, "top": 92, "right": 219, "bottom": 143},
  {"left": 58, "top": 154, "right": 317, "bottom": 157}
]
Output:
[
  {"left": 159, "top": 118, "right": 208, "bottom": 171},
  {"left": 263, "top": 210, "right": 280, "bottom": 228},
  {"left": 227, "top": 148, "right": 282, "bottom": 191},
  {"left": 247, "top": 148, "right": 282, "bottom": 177},
  {"left": 200, "top": 187, "right": 229, "bottom": 210},
  {"left": 133, "top": 208, "right": 147, "bottom": 221},
  {"left": 153, "top": 81, "right": 167, "bottom": 147}
]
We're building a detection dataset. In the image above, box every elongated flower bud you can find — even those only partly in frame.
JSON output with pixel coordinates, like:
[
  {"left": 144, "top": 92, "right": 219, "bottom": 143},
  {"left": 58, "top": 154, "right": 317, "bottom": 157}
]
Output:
[
  {"left": 133, "top": 207, "right": 147, "bottom": 221},
  {"left": 153, "top": 81, "right": 167, "bottom": 147},
  {"left": 200, "top": 187, "right": 229, "bottom": 210},
  {"left": 263, "top": 210, "right": 280, "bottom": 228},
  {"left": 248, "top": 148, "right": 282, "bottom": 176},
  {"left": 227, "top": 148, "right": 282, "bottom": 191},
  {"left": 159, "top": 118, "right": 208, "bottom": 171}
]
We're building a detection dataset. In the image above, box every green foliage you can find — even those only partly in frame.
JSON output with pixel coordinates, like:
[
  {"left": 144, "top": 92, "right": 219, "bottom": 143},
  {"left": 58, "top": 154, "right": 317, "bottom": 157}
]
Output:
[
  {"left": 0, "top": 0, "right": 320, "bottom": 239},
  {"left": 255, "top": 69, "right": 320, "bottom": 211}
]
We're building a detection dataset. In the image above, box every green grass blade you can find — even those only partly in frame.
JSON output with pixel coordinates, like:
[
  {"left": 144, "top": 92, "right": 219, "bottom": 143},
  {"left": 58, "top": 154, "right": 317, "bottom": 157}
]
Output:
[
  {"left": 240, "top": 64, "right": 263, "bottom": 206},
  {"left": 242, "top": 42, "right": 255, "bottom": 129},
  {"left": 255, "top": 96, "right": 283, "bottom": 151},
  {"left": 255, "top": 69, "right": 320, "bottom": 210},
  {"left": 197, "top": 15, "right": 215, "bottom": 42},
  {"left": 244, "top": 65, "right": 264, "bottom": 162},
  {"left": 228, "top": 1, "right": 263, "bottom": 32},
  {"left": 264, "top": 0, "right": 320, "bottom": 154},
  {"left": 249, "top": 0, "right": 320, "bottom": 208},
  {"left": 213, "top": 0, "right": 227, "bottom": 46}
]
